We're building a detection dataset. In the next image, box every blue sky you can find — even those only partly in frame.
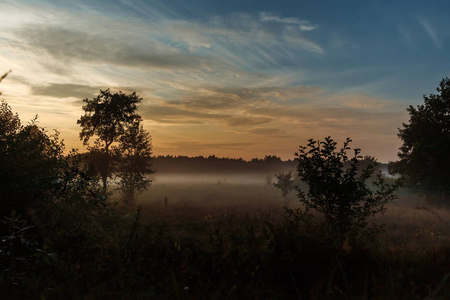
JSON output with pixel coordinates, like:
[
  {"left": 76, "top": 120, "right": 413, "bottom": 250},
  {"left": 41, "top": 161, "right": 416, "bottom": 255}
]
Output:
[{"left": 0, "top": 0, "right": 449, "bottom": 162}]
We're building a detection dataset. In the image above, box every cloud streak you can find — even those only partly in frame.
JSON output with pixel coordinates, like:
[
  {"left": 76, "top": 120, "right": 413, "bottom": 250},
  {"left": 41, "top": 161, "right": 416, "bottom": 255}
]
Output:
[
  {"left": 419, "top": 19, "right": 442, "bottom": 49},
  {"left": 17, "top": 26, "right": 210, "bottom": 70},
  {"left": 260, "top": 12, "right": 319, "bottom": 31},
  {"left": 31, "top": 83, "right": 100, "bottom": 99}
]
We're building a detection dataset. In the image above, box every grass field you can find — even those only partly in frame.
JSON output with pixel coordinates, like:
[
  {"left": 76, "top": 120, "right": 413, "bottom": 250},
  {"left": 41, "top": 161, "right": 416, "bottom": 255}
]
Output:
[
  {"left": 139, "top": 178, "right": 450, "bottom": 253},
  {"left": 4, "top": 175, "right": 450, "bottom": 299},
  {"left": 115, "top": 177, "right": 450, "bottom": 299}
]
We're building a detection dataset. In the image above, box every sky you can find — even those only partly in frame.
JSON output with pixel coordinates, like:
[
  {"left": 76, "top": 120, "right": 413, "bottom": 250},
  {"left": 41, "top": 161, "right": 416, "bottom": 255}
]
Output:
[{"left": 0, "top": 0, "right": 449, "bottom": 162}]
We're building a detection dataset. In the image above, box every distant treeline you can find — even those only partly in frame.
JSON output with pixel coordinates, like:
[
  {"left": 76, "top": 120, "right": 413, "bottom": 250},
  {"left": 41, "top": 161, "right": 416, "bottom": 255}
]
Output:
[
  {"left": 76, "top": 152, "right": 388, "bottom": 176},
  {"left": 152, "top": 155, "right": 297, "bottom": 174}
]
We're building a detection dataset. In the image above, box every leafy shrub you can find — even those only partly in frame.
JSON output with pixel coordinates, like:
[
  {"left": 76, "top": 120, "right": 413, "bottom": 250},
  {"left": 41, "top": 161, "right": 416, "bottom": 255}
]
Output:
[{"left": 287, "top": 137, "right": 399, "bottom": 241}]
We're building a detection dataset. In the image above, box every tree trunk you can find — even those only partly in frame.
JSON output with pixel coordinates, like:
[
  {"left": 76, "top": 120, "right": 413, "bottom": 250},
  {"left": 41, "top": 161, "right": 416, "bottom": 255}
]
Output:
[{"left": 102, "top": 144, "right": 110, "bottom": 197}]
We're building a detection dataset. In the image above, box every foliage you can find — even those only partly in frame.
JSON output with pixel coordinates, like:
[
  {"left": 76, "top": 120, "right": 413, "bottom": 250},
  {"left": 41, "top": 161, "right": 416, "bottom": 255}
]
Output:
[
  {"left": 0, "top": 99, "right": 20, "bottom": 141},
  {"left": 290, "top": 137, "right": 399, "bottom": 240},
  {"left": 389, "top": 77, "right": 450, "bottom": 203},
  {"left": 77, "top": 89, "right": 142, "bottom": 195},
  {"left": 0, "top": 101, "right": 65, "bottom": 216},
  {"left": 54, "top": 149, "right": 104, "bottom": 206},
  {"left": 0, "top": 210, "right": 61, "bottom": 299},
  {"left": 81, "top": 143, "right": 109, "bottom": 184},
  {"left": 113, "top": 122, "right": 153, "bottom": 204},
  {"left": 0, "top": 100, "right": 107, "bottom": 297},
  {"left": 273, "top": 171, "right": 294, "bottom": 203}
]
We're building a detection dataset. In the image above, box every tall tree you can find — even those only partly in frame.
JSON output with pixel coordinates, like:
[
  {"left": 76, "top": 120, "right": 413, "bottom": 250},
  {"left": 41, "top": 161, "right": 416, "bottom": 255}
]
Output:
[
  {"left": 77, "top": 89, "right": 142, "bottom": 195},
  {"left": 389, "top": 78, "right": 450, "bottom": 203},
  {"left": 114, "top": 122, "right": 153, "bottom": 204}
]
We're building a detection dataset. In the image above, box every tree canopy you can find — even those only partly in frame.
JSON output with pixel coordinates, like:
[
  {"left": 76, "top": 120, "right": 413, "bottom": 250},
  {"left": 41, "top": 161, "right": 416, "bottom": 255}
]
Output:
[
  {"left": 78, "top": 89, "right": 142, "bottom": 148},
  {"left": 389, "top": 77, "right": 450, "bottom": 202},
  {"left": 77, "top": 89, "right": 143, "bottom": 194}
]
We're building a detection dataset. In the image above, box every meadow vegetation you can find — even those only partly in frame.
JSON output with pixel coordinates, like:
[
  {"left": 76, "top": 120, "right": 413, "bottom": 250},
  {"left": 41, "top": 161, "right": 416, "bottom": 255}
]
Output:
[
  {"left": 1, "top": 74, "right": 450, "bottom": 299},
  {"left": 3, "top": 170, "right": 450, "bottom": 299}
]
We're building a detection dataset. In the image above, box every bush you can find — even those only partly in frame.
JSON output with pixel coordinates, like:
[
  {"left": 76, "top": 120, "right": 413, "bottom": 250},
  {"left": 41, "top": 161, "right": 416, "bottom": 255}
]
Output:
[{"left": 287, "top": 137, "right": 399, "bottom": 241}]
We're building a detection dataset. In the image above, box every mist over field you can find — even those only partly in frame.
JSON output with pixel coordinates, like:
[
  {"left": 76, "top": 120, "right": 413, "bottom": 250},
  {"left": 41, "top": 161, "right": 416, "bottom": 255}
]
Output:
[
  {"left": 1, "top": 0, "right": 450, "bottom": 298},
  {"left": 140, "top": 169, "right": 417, "bottom": 211},
  {"left": 152, "top": 173, "right": 267, "bottom": 185},
  {"left": 150, "top": 167, "right": 394, "bottom": 185}
]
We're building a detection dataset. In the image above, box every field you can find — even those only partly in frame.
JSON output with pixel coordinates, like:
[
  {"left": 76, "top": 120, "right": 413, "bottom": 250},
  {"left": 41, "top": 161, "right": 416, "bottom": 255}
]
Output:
[
  {"left": 4, "top": 173, "right": 450, "bottom": 299},
  {"left": 126, "top": 174, "right": 450, "bottom": 299}
]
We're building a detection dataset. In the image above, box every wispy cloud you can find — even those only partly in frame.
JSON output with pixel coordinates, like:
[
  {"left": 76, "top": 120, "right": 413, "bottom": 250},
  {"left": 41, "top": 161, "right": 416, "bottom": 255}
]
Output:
[
  {"left": 226, "top": 116, "right": 272, "bottom": 126},
  {"left": 3, "top": 4, "right": 324, "bottom": 89},
  {"left": 141, "top": 105, "right": 226, "bottom": 124},
  {"left": 419, "top": 18, "right": 442, "bottom": 49},
  {"left": 140, "top": 82, "right": 400, "bottom": 154},
  {"left": 31, "top": 83, "right": 100, "bottom": 99},
  {"left": 260, "top": 12, "right": 318, "bottom": 31},
  {"left": 17, "top": 26, "right": 210, "bottom": 70},
  {"left": 142, "top": 103, "right": 273, "bottom": 127},
  {"left": 247, "top": 127, "right": 290, "bottom": 138}
]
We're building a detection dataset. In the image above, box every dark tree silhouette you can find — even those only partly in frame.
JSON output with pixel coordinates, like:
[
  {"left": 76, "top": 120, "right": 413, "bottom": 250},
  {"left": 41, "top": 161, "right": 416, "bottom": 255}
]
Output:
[
  {"left": 77, "top": 89, "right": 142, "bottom": 196},
  {"left": 288, "top": 137, "right": 399, "bottom": 240},
  {"left": 389, "top": 78, "right": 450, "bottom": 204},
  {"left": 273, "top": 171, "right": 294, "bottom": 204},
  {"left": 0, "top": 101, "right": 64, "bottom": 216},
  {"left": 114, "top": 122, "right": 153, "bottom": 204}
]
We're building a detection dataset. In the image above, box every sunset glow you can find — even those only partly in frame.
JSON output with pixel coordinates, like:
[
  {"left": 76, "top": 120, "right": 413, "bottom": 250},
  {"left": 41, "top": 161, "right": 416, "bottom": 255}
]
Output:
[{"left": 1, "top": 0, "right": 449, "bottom": 162}]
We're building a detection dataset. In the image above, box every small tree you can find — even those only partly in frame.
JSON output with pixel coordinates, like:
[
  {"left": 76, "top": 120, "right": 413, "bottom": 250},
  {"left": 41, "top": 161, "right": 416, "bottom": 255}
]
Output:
[
  {"left": 77, "top": 89, "right": 142, "bottom": 196},
  {"left": 290, "top": 137, "right": 399, "bottom": 240},
  {"left": 114, "top": 122, "right": 153, "bottom": 204},
  {"left": 273, "top": 171, "right": 294, "bottom": 204},
  {"left": 389, "top": 77, "right": 450, "bottom": 204}
]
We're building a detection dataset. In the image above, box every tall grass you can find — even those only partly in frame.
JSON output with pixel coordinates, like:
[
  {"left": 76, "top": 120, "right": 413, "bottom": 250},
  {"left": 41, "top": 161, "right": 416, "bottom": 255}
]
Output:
[{"left": 3, "top": 180, "right": 450, "bottom": 299}]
